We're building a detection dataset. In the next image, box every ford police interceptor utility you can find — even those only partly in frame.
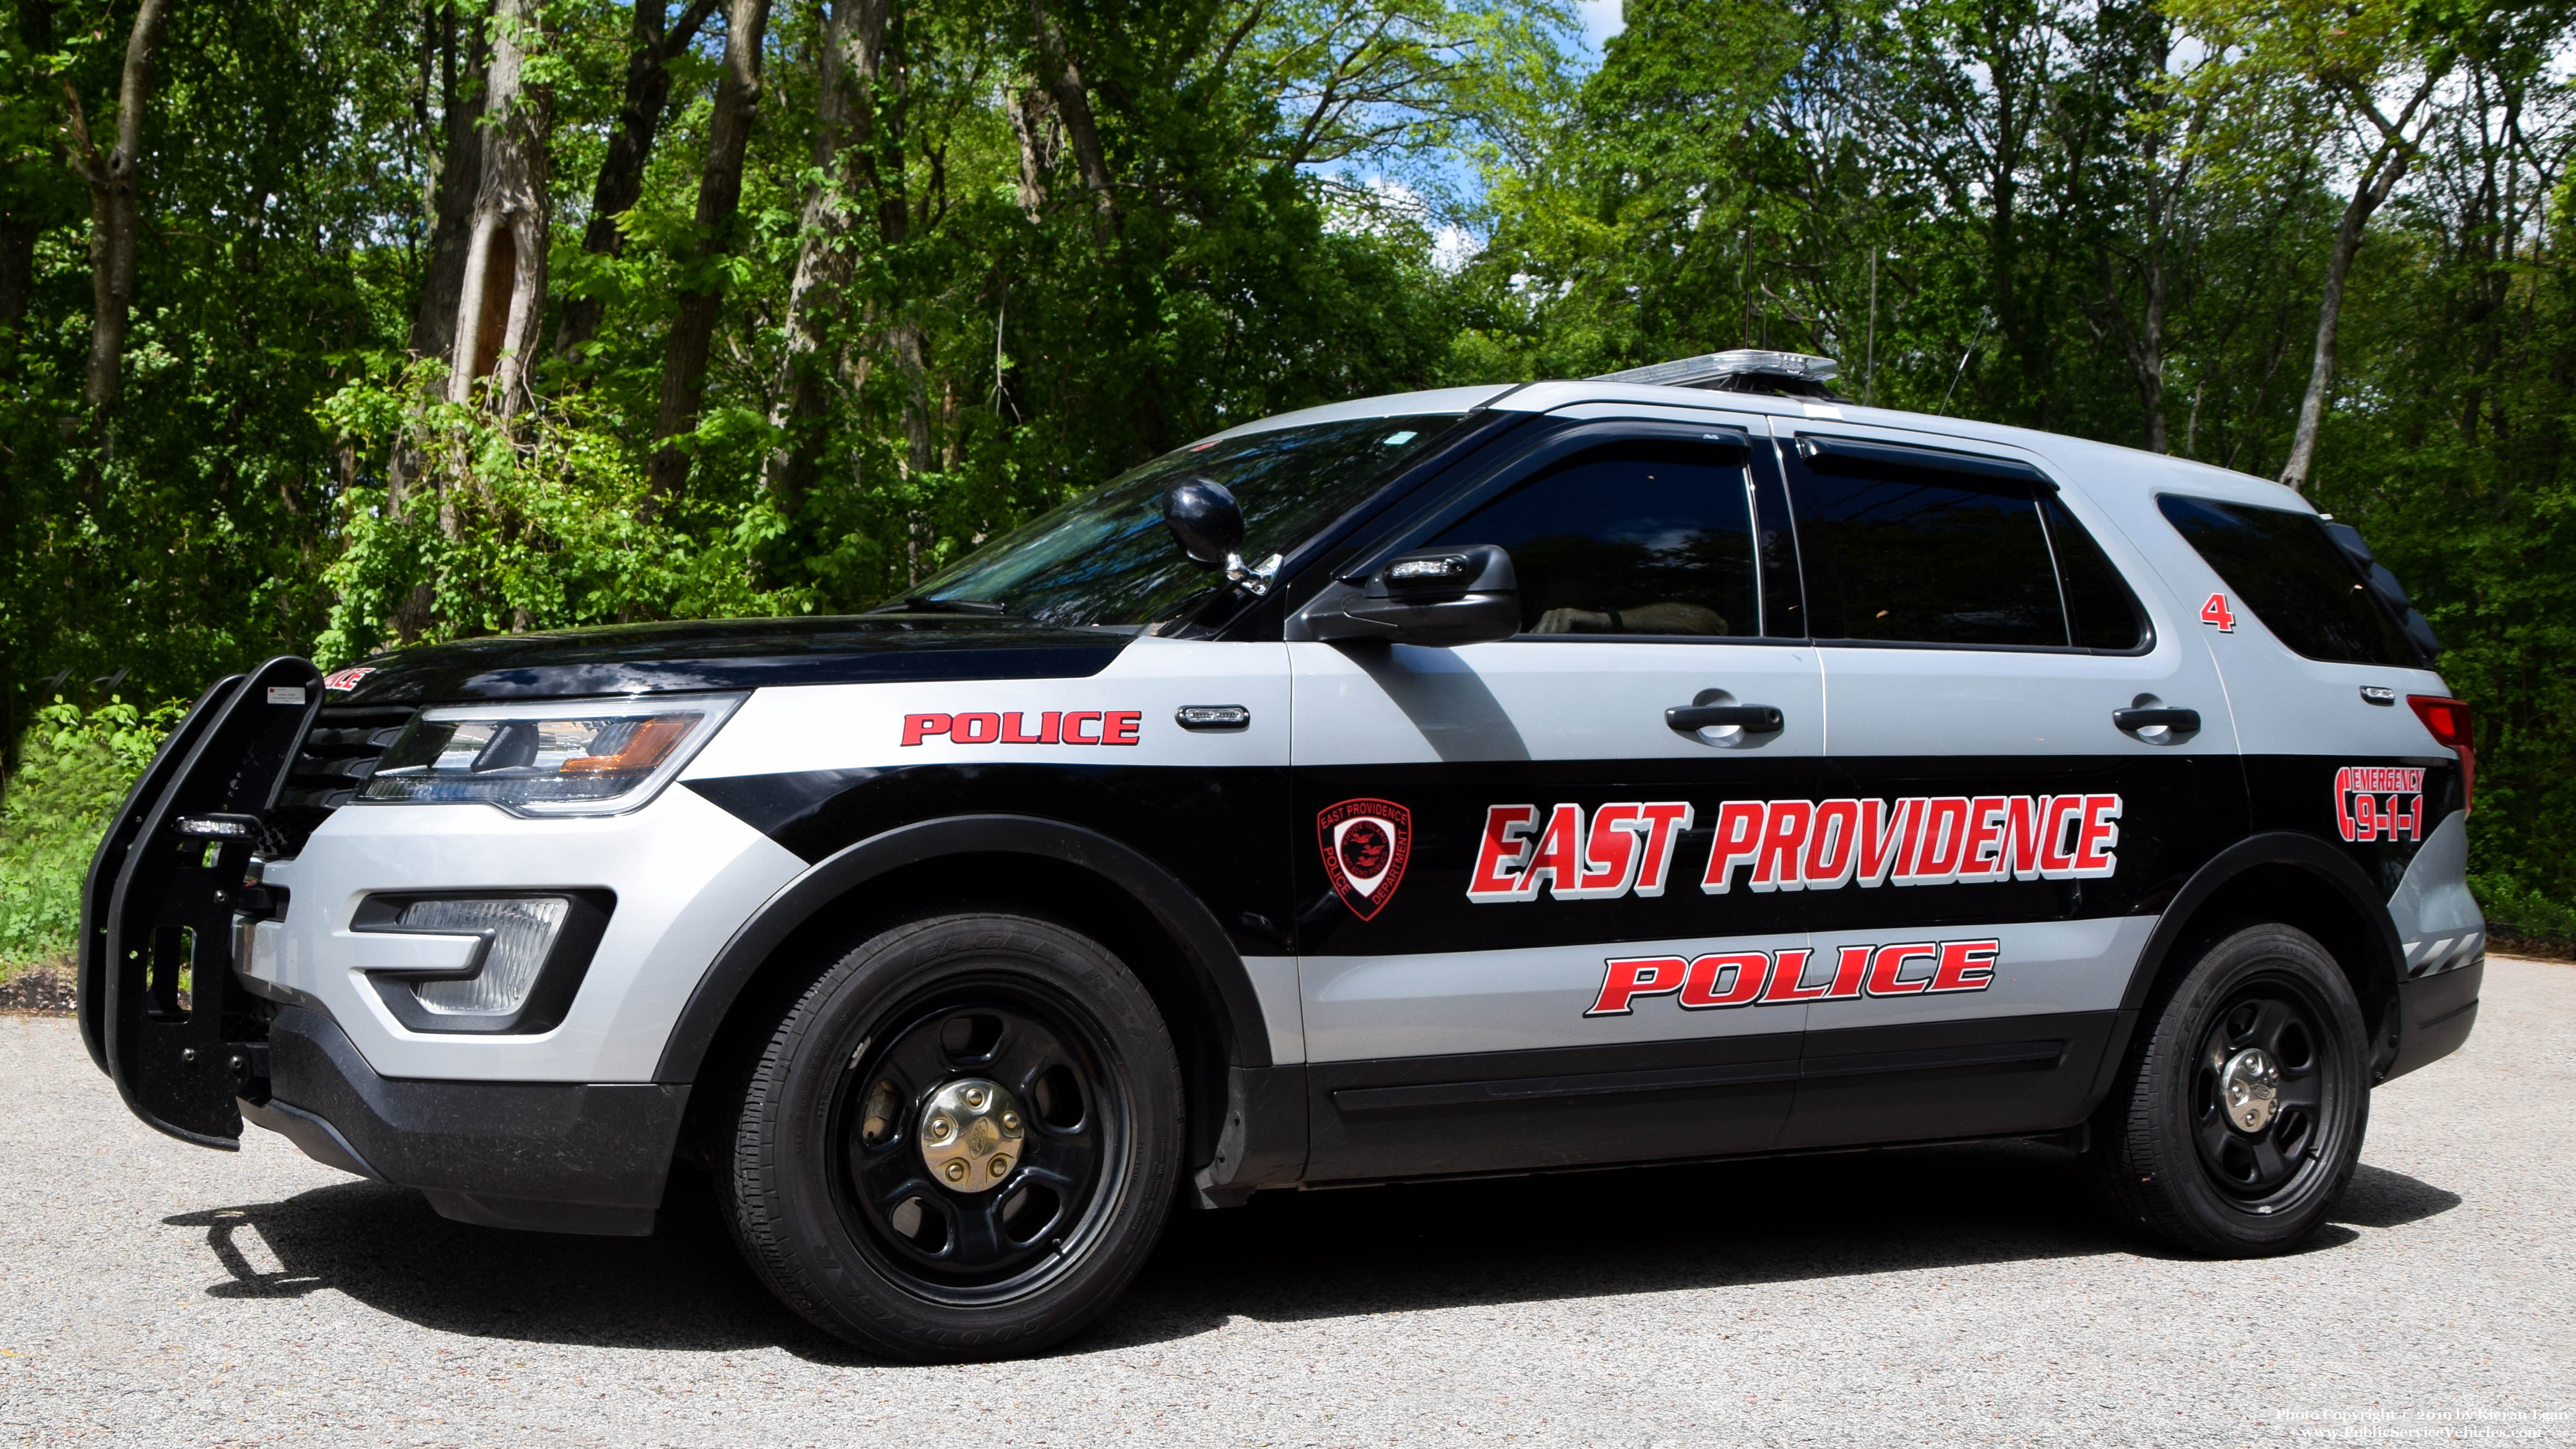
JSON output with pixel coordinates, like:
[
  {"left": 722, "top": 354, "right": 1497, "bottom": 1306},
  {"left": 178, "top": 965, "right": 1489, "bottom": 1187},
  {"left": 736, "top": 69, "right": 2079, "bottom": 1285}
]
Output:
[{"left": 79, "top": 350, "right": 2485, "bottom": 1360}]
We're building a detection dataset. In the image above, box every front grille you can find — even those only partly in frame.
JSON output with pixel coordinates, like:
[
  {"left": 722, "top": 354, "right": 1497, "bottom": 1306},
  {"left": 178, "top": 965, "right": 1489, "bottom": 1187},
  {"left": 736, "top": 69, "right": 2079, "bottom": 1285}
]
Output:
[{"left": 263, "top": 705, "right": 414, "bottom": 857}]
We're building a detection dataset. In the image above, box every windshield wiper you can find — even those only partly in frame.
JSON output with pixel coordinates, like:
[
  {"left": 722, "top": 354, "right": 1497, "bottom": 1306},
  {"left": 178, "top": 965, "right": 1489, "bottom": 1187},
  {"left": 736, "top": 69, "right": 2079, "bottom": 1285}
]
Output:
[{"left": 887, "top": 595, "right": 1013, "bottom": 617}]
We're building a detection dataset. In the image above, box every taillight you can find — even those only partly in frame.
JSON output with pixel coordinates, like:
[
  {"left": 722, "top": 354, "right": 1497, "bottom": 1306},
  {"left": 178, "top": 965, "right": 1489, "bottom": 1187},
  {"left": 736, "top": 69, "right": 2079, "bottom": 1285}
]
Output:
[{"left": 2407, "top": 695, "right": 2475, "bottom": 816}]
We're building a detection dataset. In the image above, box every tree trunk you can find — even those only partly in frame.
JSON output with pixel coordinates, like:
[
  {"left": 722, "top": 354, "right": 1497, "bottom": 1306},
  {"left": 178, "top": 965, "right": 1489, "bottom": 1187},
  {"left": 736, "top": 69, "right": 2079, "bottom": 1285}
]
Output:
[
  {"left": 408, "top": 7, "right": 490, "bottom": 368},
  {"left": 554, "top": 0, "right": 723, "bottom": 359},
  {"left": 1027, "top": 0, "right": 1114, "bottom": 230},
  {"left": 763, "top": 0, "right": 896, "bottom": 511},
  {"left": 2279, "top": 80, "right": 2442, "bottom": 492},
  {"left": 1005, "top": 85, "right": 1056, "bottom": 221},
  {"left": 62, "top": 0, "right": 173, "bottom": 415},
  {"left": 445, "top": 0, "right": 551, "bottom": 417},
  {"left": 646, "top": 0, "right": 773, "bottom": 507}
]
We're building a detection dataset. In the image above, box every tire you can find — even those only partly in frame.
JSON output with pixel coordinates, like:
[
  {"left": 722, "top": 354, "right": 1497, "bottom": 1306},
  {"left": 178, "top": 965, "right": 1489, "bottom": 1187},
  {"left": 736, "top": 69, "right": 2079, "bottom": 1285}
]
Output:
[
  {"left": 2085, "top": 921, "right": 2370, "bottom": 1256},
  {"left": 722, "top": 912, "right": 1183, "bottom": 1361}
]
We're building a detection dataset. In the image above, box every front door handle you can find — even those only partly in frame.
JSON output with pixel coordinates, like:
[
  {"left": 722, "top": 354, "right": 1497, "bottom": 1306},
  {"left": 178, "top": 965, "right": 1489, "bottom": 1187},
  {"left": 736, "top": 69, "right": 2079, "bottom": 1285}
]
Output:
[
  {"left": 2112, "top": 707, "right": 2200, "bottom": 731},
  {"left": 1667, "top": 703, "right": 1784, "bottom": 734}
]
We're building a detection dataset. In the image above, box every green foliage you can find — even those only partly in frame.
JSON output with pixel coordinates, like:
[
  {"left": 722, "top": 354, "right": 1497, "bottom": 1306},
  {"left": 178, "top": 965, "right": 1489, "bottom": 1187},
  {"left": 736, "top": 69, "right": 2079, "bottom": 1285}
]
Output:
[
  {"left": 0, "top": 697, "right": 182, "bottom": 975},
  {"left": 2470, "top": 873, "right": 2576, "bottom": 943},
  {"left": 0, "top": 0, "right": 2570, "bottom": 932}
]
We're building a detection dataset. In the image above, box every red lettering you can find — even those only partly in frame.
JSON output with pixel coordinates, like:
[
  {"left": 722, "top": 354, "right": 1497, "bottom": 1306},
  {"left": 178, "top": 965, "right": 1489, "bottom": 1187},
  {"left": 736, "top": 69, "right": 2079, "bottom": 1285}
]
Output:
[
  {"left": 1589, "top": 956, "right": 1689, "bottom": 1016},
  {"left": 1521, "top": 805, "right": 1585, "bottom": 897},
  {"left": 1909, "top": 797, "right": 1970, "bottom": 884},
  {"left": 2073, "top": 794, "right": 2121, "bottom": 877},
  {"left": 1001, "top": 712, "right": 1047, "bottom": 744},
  {"left": 953, "top": 712, "right": 1001, "bottom": 744},
  {"left": 1957, "top": 796, "right": 2008, "bottom": 879},
  {"left": 1569, "top": 804, "right": 1643, "bottom": 899},
  {"left": 1466, "top": 806, "right": 1538, "bottom": 902},
  {"left": 1631, "top": 803, "right": 1694, "bottom": 897},
  {"left": 1758, "top": 948, "right": 1825, "bottom": 1002},
  {"left": 1867, "top": 943, "right": 1937, "bottom": 996},
  {"left": 900, "top": 713, "right": 952, "bottom": 747},
  {"left": 1805, "top": 800, "right": 1859, "bottom": 889},
  {"left": 1678, "top": 952, "right": 1769, "bottom": 1009},
  {"left": 1824, "top": 944, "right": 1871, "bottom": 999},
  {"left": 1928, "top": 939, "right": 2000, "bottom": 993},
  {"left": 1701, "top": 801, "right": 1769, "bottom": 895},
  {"left": 2354, "top": 792, "right": 2379, "bottom": 841},
  {"left": 2002, "top": 795, "right": 2047, "bottom": 880},
  {"left": 1103, "top": 710, "right": 1142, "bottom": 746},
  {"left": 2040, "top": 795, "right": 2085, "bottom": 876},
  {"left": 1854, "top": 798, "right": 1911, "bottom": 888},
  {"left": 1752, "top": 800, "right": 1812, "bottom": 892},
  {"left": 1062, "top": 711, "right": 1103, "bottom": 745}
]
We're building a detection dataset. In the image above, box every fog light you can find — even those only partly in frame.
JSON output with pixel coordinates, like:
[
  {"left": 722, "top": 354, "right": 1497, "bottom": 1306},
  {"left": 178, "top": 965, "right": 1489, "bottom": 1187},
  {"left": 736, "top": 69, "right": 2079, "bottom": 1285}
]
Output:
[{"left": 397, "top": 896, "right": 569, "bottom": 1015}]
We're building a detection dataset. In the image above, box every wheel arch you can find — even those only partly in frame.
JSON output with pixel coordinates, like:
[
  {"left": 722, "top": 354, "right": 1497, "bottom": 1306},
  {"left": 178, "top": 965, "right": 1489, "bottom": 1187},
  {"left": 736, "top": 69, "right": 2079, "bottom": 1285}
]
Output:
[
  {"left": 654, "top": 815, "right": 1272, "bottom": 1168},
  {"left": 2107, "top": 832, "right": 2408, "bottom": 1087}
]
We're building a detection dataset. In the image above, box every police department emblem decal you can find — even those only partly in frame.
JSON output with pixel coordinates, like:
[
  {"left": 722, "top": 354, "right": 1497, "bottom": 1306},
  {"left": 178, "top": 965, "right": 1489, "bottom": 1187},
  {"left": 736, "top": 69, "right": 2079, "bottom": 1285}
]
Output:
[{"left": 1317, "top": 798, "right": 1411, "bottom": 920}]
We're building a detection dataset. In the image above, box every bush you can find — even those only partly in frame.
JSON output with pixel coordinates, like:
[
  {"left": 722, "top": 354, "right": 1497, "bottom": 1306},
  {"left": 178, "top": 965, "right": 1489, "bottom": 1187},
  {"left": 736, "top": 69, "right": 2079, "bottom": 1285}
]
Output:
[
  {"left": 0, "top": 698, "right": 184, "bottom": 978},
  {"left": 2469, "top": 872, "right": 2576, "bottom": 947}
]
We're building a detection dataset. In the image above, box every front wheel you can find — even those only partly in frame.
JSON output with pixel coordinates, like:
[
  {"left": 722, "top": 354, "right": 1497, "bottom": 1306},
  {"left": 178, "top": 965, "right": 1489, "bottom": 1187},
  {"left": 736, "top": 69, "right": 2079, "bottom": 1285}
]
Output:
[
  {"left": 2085, "top": 921, "right": 2370, "bottom": 1256},
  {"left": 723, "top": 912, "right": 1183, "bottom": 1360}
]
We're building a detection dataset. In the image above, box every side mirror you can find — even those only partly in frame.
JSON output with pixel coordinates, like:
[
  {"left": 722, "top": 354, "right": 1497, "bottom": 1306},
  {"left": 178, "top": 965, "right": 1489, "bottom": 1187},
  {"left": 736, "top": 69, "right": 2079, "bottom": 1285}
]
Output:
[
  {"left": 1162, "top": 477, "right": 1280, "bottom": 594},
  {"left": 1162, "top": 476, "right": 1244, "bottom": 566},
  {"left": 1301, "top": 545, "right": 1521, "bottom": 648}
]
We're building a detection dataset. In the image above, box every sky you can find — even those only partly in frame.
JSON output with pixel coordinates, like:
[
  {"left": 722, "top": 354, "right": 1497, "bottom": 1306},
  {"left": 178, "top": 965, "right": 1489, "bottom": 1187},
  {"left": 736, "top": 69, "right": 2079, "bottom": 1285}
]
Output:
[{"left": 1575, "top": 0, "right": 1626, "bottom": 62}]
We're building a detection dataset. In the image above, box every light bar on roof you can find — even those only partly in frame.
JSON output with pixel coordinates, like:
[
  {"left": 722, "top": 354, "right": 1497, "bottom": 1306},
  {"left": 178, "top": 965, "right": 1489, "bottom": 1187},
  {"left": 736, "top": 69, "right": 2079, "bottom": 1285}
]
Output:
[{"left": 1592, "top": 350, "right": 1840, "bottom": 388}]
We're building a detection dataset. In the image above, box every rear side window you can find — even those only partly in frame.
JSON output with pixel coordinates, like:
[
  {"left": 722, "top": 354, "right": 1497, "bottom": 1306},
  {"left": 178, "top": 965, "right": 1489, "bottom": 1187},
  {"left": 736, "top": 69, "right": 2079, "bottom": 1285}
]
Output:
[
  {"left": 1425, "top": 439, "right": 1760, "bottom": 637},
  {"left": 2045, "top": 495, "right": 2148, "bottom": 651},
  {"left": 1786, "top": 440, "right": 2065, "bottom": 646},
  {"left": 2156, "top": 495, "right": 2415, "bottom": 666}
]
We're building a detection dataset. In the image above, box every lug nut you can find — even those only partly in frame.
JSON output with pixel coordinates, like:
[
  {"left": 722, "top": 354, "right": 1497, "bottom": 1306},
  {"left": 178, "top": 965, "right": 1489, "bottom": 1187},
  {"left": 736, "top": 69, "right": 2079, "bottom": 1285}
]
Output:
[
  {"left": 943, "top": 1160, "right": 968, "bottom": 1182},
  {"left": 1000, "top": 1111, "right": 1021, "bottom": 1131},
  {"left": 927, "top": 1117, "right": 953, "bottom": 1142},
  {"left": 964, "top": 1087, "right": 987, "bottom": 1109},
  {"left": 989, "top": 1155, "right": 1012, "bottom": 1178}
]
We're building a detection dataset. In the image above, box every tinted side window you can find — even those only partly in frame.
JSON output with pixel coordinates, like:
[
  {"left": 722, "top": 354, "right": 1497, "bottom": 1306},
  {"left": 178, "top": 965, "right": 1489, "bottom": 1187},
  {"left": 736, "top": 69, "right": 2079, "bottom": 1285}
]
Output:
[
  {"left": 1786, "top": 446, "right": 2067, "bottom": 646},
  {"left": 1426, "top": 440, "right": 1759, "bottom": 637},
  {"left": 2043, "top": 495, "right": 2147, "bottom": 651},
  {"left": 2156, "top": 495, "right": 2414, "bottom": 666}
]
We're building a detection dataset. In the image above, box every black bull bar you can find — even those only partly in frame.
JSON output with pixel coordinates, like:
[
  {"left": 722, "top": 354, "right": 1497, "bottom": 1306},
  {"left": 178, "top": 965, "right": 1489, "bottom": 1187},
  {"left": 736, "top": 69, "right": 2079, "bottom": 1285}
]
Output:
[{"left": 75, "top": 657, "right": 323, "bottom": 1148}]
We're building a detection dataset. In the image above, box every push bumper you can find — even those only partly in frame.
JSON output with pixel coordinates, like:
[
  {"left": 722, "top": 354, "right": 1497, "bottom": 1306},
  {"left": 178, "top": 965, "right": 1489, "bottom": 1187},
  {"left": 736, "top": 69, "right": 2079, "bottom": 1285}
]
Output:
[
  {"left": 242, "top": 1006, "right": 688, "bottom": 1236},
  {"left": 2381, "top": 956, "right": 2482, "bottom": 1083}
]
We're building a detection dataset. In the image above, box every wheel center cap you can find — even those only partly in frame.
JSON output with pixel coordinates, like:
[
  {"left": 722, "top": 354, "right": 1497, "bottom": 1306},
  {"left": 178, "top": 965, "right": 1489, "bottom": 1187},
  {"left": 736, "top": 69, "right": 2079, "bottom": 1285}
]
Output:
[
  {"left": 2220, "top": 1048, "right": 2282, "bottom": 1134},
  {"left": 919, "top": 1078, "right": 1025, "bottom": 1193}
]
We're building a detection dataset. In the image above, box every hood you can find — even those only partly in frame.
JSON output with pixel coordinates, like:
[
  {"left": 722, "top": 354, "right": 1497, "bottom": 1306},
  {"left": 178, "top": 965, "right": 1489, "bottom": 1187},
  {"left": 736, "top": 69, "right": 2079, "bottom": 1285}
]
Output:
[{"left": 327, "top": 615, "right": 1134, "bottom": 706}]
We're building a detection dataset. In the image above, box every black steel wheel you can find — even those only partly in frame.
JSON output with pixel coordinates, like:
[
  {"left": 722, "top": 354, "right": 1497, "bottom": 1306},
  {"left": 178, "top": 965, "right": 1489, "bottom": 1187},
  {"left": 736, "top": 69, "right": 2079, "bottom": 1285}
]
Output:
[
  {"left": 2085, "top": 921, "right": 2369, "bottom": 1255},
  {"left": 832, "top": 982, "right": 1122, "bottom": 1299},
  {"left": 2189, "top": 985, "right": 2330, "bottom": 1199},
  {"left": 724, "top": 912, "right": 1181, "bottom": 1360}
]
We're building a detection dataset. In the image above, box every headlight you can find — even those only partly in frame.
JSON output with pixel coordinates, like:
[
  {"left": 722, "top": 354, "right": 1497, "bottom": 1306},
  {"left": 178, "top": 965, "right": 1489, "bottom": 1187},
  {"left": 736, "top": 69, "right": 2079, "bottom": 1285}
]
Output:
[{"left": 359, "top": 693, "right": 742, "bottom": 817}]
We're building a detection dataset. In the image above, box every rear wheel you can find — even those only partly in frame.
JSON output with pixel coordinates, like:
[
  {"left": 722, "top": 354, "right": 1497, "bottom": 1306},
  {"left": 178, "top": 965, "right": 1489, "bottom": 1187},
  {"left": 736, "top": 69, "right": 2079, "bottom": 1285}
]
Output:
[
  {"left": 2085, "top": 921, "right": 2369, "bottom": 1255},
  {"left": 723, "top": 912, "right": 1182, "bottom": 1360}
]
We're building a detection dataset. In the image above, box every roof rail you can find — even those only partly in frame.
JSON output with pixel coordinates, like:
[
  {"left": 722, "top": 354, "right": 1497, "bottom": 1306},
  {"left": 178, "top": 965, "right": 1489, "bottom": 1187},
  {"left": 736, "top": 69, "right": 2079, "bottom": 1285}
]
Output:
[{"left": 1591, "top": 349, "right": 1841, "bottom": 398}]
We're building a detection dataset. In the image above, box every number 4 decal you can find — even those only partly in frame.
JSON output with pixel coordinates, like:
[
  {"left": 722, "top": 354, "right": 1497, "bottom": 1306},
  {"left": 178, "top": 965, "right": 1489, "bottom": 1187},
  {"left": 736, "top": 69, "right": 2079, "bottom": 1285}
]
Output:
[{"left": 2201, "top": 593, "right": 2237, "bottom": 632}]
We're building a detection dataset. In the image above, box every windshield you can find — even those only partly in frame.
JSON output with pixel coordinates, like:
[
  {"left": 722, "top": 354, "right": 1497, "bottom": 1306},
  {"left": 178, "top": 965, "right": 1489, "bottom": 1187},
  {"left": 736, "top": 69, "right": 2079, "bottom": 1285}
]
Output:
[{"left": 897, "top": 415, "right": 1464, "bottom": 628}]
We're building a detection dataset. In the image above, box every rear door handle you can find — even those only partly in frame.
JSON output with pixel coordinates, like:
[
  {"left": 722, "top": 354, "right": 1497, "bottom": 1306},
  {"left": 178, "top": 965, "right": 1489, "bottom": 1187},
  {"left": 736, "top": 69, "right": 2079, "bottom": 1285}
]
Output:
[
  {"left": 1667, "top": 703, "right": 1784, "bottom": 734},
  {"left": 2112, "top": 707, "right": 2200, "bottom": 731}
]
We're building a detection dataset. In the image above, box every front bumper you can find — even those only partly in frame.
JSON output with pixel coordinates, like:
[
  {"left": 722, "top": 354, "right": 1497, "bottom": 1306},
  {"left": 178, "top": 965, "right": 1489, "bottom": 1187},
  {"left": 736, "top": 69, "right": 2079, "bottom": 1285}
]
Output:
[{"left": 243, "top": 1005, "right": 688, "bottom": 1235}]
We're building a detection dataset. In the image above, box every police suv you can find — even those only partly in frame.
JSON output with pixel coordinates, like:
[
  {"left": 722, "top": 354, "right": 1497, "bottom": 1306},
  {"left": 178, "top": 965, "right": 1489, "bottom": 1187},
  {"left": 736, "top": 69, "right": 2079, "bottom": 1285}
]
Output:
[{"left": 80, "top": 351, "right": 2485, "bottom": 1360}]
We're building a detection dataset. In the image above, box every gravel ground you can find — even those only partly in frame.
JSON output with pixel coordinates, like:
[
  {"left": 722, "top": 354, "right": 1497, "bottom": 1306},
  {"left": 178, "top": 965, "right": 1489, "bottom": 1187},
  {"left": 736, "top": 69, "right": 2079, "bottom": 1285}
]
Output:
[{"left": 2, "top": 960, "right": 2569, "bottom": 1448}]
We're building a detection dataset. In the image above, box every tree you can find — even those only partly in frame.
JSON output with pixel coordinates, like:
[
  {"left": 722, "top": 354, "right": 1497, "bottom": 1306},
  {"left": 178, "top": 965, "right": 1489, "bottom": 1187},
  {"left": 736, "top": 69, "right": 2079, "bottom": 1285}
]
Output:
[
  {"left": 645, "top": 0, "right": 771, "bottom": 506},
  {"left": 2168, "top": 0, "right": 2471, "bottom": 490},
  {"left": 58, "top": 0, "right": 171, "bottom": 414}
]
